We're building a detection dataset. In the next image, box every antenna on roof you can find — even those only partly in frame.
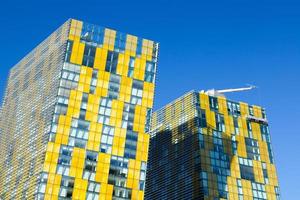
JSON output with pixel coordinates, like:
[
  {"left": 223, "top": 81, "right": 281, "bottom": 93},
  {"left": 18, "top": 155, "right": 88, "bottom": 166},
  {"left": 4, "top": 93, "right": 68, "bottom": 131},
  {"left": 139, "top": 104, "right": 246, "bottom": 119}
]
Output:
[{"left": 203, "top": 84, "right": 257, "bottom": 97}]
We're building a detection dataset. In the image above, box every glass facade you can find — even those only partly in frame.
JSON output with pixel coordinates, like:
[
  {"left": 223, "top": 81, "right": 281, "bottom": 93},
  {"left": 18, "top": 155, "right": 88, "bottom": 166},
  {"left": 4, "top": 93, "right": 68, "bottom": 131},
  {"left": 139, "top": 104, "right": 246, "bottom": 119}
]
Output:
[
  {"left": 0, "top": 19, "right": 158, "bottom": 200},
  {"left": 145, "top": 91, "right": 280, "bottom": 200}
]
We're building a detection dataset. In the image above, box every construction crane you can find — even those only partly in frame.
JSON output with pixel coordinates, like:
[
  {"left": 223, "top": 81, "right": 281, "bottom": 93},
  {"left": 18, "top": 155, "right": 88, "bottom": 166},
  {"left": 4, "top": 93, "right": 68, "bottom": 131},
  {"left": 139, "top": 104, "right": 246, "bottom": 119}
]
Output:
[
  {"left": 202, "top": 85, "right": 256, "bottom": 97},
  {"left": 200, "top": 85, "right": 268, "bottom": 124}
]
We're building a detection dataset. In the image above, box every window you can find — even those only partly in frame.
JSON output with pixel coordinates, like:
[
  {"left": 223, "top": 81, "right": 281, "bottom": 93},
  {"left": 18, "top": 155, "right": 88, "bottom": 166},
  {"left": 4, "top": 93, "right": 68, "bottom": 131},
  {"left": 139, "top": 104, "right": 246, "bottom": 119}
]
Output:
[
  {"left": 108, "top": 156, "right": 131, "bottom": 199},
  {"left": 68, "top": 119, "right": 90, "bottom": 148},
  {"left": 262, "top": 162, "right": 269, "bottom": 184},
  {"left": 247, "top": 121, "right": 253, "bottom": 137},
  {"left": 209, "top": 131, "right": 230, "bottom": 199},
  {"left": 124, "top": 131, "right": 138, "bottom": 159},
  {"left": 157, "top": 109, "right": 165, "bottom": 125},
  {"left": 252, "top": 182, "right": 267, "bottom": 200},
  {"left": 98, "top": 98, "right": 112, "bottom": 125},
  {"left": 233, "top": 116, "right": 239, "bottom": 134},
  {"left": 83, "top": 151, "right": 98, "bottom": 181},
  {"left": 81, "top": 93, "right": 89, "bottom": 110},
  {"left": 198, "top": 131, "right": 205, "bottom": 149},
  {"left": 239, "top": 157, "right": 255, "bottom": 181},
  {"left": 105, "top": 51, "right": 118, "bottom": 73},
  {"left": 59, "top": 78, "right": 78, "bottom": 90},
  {"left": 80, "top": 22, "right": 104, "bottom": 44},
  {"left": 136, "top": 38, "right": 143, "bottom": 55},
  {"left": 237, "top": 179, "right": 244, "bottom": 200},
  {"left": 113, "top": 187, "right": 132, "bottom": 199},
  {"left": 114, "top": 32, "right": 126, "bottom": 52},
  {"left": 260, "top": 125, "right": 274, "bottom": 163},
  {"left": 245, "top": 138, "right": 260, "bottom": 161},
  {"left": 131, "top": 80, "right": 143, "bottom": 105},
  {"left": 216, "top": 113, "right": 225, "bottom": 132},
  {"left": 100, "top": 125, "right": 114, "bottom": 153},
  {"left": 267, "top": 143, "right": 274, "bottom": 164},
  {"left": 260, "top": 124, "right": 270, "bottom": 142},
  {"left": 227, "top": 101, "right": 241, "bottom": 115},
  {"left": 89, "top": 69, "right": 98, "bottom": 94},
  {"left": 54, "top": 104, "right": 68, "bottom": 115},
  {"left": 122, "top": 103, "right": 135, "bottom": 130},
  {"left": 200, "top": 171, "right": 209, "bottom": 195},
  {"left": 127, "top": 57, "right": 135, "bottom": 78},
  {"left": 144, "top": 61, "right": 155, "bottom": 83},
  {"left": 108, "top": 74, "right": 121, "bottom": 99},
  {"left": 209, "top": 96, "right": 218, "bottom": 110},
  {"left": 145, "top": 108, "right": 152, "bottom": 132},
  {"left": 61, "top": 70, "right": 80, "bottom": 82},
  {"left": 58, "top": 87, "right": 71, "bottom": 99},
  {"left": 57, "top": 146, "right": 73, "bottom": 176},
  {"left": 59, "top": 177, "right": 74, "bottom": 198},
  {"left": 86, "top": 182, "right": 101, "bottom": 200},
  {"left": 82, "top": 44, "right": 96, "bottom": 67},
  {"left": 139, "top": 162, "right": 147, "bottom": 190},
  {"left": 232, "top": 136, "right": 238, "bottom": 155},
  {"left": 274, "top": 186, "right": 280, "bottom": 200},
  {"left": 63, "top": 62, "right": 81, "bottom": 73},
  {"left": 65, "top": 40, "right": 73, "bottom": 62},
  {"left": 249, "top": 106, "right": 254, "bottom": 116},
  {"left": 197, "top": 108, "right": 207, "bottom": 128},
  {"left": 37, "top": 173, "right": 48, "bottom": 194}
]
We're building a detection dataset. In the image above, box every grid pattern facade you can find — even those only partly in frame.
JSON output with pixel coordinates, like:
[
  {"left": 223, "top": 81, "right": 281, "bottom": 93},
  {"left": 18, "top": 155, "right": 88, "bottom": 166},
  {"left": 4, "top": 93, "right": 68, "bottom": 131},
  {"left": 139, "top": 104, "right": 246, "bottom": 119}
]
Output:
[
  {"left": 0, "top": 18, "right": 158, "bottom": 200},
  {"left": 145, "top": 91, "right": 280, "bottom": 200},
  {"left": 0, "top": 20, "right": 70, "bottom": 199}
]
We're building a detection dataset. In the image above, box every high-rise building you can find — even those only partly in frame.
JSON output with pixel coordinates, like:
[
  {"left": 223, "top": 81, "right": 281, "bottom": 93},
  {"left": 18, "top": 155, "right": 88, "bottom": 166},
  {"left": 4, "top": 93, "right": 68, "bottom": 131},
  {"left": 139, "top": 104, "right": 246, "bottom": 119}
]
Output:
[
  {"left": 0, "top": 19, "right": 158, "bottom": 200},
  {"left": 145, "top": 91, "right": 280, "bottom": 200}
]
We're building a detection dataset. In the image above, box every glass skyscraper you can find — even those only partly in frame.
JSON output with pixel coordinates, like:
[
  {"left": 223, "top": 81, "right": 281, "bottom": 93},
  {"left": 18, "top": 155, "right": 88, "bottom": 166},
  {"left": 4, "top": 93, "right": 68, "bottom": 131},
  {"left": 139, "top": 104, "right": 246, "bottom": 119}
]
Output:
[
  {"left": 0, "top": 19, "right": 158, "bottom": 200},
  {"left": 145, "top": 91, "right": 280, "bottom": 200}
]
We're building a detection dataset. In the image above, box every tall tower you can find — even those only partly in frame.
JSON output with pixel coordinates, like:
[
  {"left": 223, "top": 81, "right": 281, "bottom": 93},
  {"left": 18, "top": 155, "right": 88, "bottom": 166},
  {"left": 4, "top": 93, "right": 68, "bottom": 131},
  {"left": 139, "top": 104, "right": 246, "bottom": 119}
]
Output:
[
  {"left": 145, "top": 91, "right": 280, "bottom": 200},
  {"left": 0, "top": 19, "right": 158, "bottom": 200}
]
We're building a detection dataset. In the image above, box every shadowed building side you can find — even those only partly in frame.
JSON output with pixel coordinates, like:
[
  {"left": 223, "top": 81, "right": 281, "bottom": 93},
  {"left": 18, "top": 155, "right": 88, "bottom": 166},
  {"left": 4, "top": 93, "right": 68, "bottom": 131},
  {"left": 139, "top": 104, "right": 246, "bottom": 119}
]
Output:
[
  {"left": 145, "top": 91, "right": 280, "bottom": 200},
  {"left": 0, "top": 20, "right": 70, "bottom": 199},
  {"left": 145, "top": 118, "right": 234, "bottom": 200}
]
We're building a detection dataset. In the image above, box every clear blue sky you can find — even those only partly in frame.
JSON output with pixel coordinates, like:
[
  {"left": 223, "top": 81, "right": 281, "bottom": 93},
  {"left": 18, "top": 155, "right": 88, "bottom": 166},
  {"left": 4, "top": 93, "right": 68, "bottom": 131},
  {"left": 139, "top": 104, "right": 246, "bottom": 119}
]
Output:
[{"left": 0, "top": 0, "right": 299, "bottom": 198}]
